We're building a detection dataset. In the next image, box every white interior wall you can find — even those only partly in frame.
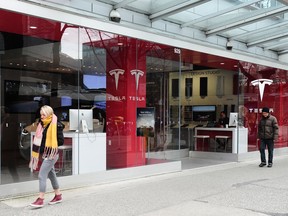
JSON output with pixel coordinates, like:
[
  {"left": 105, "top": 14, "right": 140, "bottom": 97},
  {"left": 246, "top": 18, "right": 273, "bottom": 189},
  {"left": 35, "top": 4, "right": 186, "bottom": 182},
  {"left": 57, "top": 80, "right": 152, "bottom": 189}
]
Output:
[{"left": 169, "top": 70, "right": 237, "bottom": 112}]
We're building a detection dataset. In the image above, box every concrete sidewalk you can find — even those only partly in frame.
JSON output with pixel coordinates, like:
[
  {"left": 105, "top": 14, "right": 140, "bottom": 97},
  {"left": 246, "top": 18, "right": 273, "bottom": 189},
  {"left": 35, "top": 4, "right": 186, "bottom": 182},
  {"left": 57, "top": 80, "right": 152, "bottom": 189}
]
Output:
[{"left": 1, "top": 156, "right": 288, "bottom": 216}]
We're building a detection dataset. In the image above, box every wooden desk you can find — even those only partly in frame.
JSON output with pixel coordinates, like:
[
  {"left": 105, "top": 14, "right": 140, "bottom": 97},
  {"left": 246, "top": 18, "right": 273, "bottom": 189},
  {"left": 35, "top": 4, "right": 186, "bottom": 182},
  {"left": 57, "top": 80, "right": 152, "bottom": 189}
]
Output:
[{"left": 195, "top": 127, "right": 248, "bottom": 153}]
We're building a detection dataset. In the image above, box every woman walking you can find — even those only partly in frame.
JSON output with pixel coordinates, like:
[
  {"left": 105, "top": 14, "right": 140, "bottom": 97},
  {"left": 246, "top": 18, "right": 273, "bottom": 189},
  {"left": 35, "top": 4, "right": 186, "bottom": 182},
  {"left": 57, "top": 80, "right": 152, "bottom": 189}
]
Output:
[{"left": 29, "top": 105, "right": 64, "bottom": 208}]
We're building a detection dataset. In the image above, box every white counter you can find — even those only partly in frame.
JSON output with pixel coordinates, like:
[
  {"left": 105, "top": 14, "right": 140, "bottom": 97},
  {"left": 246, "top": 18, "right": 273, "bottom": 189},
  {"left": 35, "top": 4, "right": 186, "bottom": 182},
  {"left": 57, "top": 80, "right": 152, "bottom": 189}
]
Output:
[
  {"left": 64, "top": 132, "right": 106, "bottom": 174},
  {"left": 31, "top": 132, "right": 106, "bottom": 174},
  {"left": 195, "top": 127, "right": 248, "bottom": 153}
]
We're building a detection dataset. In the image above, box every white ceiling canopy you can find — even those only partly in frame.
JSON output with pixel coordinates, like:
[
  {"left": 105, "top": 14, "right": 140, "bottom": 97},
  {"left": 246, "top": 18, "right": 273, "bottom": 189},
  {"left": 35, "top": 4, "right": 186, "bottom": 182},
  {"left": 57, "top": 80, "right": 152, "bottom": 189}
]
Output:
[
  {"left": 24, "top": 0, "right": 288, "bottom": 59},
  {"left": 84, "top": 0, "right": 288, "bottom": 55}
]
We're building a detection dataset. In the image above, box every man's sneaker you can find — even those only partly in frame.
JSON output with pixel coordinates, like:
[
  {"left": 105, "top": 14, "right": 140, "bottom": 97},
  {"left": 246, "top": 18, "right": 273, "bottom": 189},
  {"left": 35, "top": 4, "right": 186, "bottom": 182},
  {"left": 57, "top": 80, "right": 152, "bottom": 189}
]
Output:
[
  {"left": 267, "top": 163, "right": 273, "bottom": 168},
  {"left": 30, "top": 197, "right": 44, "bottom": 208},
  {"left": 259, "top": 162, "right": 266, "bottom": 167},
  {"left": 49, "top": 194, "right": 62, "bottom": 205}
]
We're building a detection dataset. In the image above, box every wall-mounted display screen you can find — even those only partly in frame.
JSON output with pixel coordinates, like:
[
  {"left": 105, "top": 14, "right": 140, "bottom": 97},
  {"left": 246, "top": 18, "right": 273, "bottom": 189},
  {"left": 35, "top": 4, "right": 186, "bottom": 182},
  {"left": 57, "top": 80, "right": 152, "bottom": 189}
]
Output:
[
  {"left": 171, "top": 79, "right": 179, "bottom": 97},
  {"left": 192, "top": 105, "right": 216, "bottom": 121},
  {"left": 5, "top": 80, "right": 51, "bottom": 96},
  {"left": 4, "top": 80, "right": 51, "bottom": 113},
  {"left": 185, "top": 78, "right": 193, "bottom": 97},
  {"left": 83, "top": 74, "right": 106, "bottom": 90},
  {"left": 200, "top": 77, "right": 208, "bottom": 96}
]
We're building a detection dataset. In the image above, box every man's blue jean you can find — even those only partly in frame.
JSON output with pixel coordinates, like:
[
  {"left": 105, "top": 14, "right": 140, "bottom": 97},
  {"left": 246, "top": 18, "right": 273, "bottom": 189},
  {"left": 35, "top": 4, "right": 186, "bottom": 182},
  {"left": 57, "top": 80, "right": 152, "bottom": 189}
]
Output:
[{"left": 259, "top": 139, "right": 274, "bottom": 164}]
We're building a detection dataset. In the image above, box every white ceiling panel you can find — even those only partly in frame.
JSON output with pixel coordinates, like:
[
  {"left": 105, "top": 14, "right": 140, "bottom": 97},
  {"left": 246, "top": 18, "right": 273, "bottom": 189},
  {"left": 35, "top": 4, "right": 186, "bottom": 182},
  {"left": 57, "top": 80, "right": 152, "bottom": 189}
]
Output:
[{"left": 32, "top": 0, "right": 288, "bottom": 57}]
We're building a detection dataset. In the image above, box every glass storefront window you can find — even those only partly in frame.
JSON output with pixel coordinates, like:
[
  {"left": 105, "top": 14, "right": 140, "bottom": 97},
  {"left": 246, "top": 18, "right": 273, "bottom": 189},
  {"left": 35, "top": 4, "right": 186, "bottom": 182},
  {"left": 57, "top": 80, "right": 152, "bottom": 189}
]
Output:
[
  {"left": 1, "top": 9, "right": 288, "bottom": 186},
  {"left": 240, "top": 62, "right": 288, "bottom": 151}
]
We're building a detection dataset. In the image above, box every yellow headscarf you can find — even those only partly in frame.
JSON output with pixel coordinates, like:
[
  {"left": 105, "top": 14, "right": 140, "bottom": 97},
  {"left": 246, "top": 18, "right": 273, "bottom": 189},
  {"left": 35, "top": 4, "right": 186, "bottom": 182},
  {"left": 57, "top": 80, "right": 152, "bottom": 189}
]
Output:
[
  {"left": 42, "top": 114, "right": 58, "bottom": 158},
  {"left": 29, "top": 114, "right": 58, "bottom": 170}
]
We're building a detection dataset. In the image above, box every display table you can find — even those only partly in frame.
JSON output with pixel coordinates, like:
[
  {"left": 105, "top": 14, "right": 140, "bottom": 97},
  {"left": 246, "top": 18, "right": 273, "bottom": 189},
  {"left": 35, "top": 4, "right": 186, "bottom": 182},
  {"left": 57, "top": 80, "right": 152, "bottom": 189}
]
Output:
[
  {"left": 194, "top": 127, "right": 248, "bottom": 153},
  {"left": 31, "top": 132, "right": 106, "bottom": 174}
]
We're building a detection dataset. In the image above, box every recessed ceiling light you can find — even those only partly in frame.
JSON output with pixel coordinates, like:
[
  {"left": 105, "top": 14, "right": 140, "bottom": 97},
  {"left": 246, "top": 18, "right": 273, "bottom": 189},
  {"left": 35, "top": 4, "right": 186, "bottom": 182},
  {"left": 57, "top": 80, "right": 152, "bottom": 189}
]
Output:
[{"left": 30, "top": 26, "right": 37, "bottom": 29}]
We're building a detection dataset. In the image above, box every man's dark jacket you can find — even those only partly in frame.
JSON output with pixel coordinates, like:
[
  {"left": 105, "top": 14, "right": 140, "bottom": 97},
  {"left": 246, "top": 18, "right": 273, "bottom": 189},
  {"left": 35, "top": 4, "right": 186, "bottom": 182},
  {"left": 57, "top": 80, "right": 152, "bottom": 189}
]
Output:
[{"left": 258, "top": 114, "right": 279, "bottom": 140}]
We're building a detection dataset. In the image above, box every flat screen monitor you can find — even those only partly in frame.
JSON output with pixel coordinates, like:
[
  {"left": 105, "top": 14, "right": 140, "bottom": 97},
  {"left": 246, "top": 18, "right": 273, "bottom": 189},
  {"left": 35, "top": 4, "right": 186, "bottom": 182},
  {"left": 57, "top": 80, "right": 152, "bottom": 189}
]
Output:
[
  {"left": 192, "top": 105, "right": 216, "bottom": 122},
  {"left": 83, "top": 74, "right": 106, "bottom": 89},
  {"left": 229, "top": 112, "right": 238, "bottom": 127},
  {"left": 69, "top": 109, "right": 93, "bottom": 132}
]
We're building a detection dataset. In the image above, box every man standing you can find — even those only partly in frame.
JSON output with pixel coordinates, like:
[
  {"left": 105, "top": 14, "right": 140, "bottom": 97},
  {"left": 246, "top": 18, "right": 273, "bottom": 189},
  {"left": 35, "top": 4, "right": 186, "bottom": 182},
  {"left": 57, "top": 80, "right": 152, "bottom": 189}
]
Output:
[
  {"left": 218, "top": 111, "right": 229, "bottom": 128},
  {"left": 258, "top": 107, "right": 279, "bottom": 168}
]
